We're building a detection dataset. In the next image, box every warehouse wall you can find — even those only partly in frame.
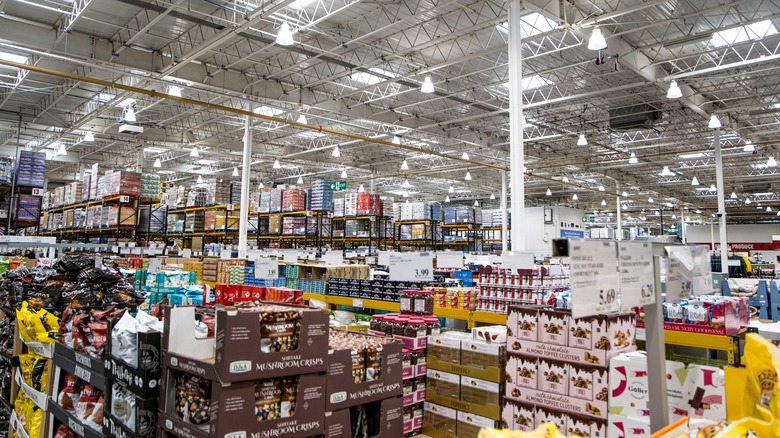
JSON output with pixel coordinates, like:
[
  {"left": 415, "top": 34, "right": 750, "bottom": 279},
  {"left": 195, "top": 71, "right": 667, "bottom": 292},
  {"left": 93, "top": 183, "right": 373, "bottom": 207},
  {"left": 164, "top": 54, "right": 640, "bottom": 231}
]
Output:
[
  {"left": 523, "top": 206, "right": 585, "bottom": 257},
  {"left": 686, "top": 224, "right": 780, "bottom": 243}
]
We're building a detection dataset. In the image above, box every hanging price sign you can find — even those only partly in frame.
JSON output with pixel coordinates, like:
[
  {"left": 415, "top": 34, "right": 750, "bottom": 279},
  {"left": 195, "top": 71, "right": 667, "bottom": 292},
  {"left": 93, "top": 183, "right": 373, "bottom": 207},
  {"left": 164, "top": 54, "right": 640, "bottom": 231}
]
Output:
[
  {"left": 618, "top": 241, "right": 656, "bottom": 309},
  {"left": 119, "top": 195, "right": 130, "bottom": 203},
  {"left": 31, "top": 188, "right": 43, "bottom": 196},
  {"left": 254, "top": 257, "right": 279, "bottom": 279},
  {"left": 665, "top": 245, "right": 713, "bottom": 303},
  {"left": 226, "top": 204, "right": 235, "bottom": 211},
  {"left": 569, "top": 240, "right": 619, "bottom": 318},
  {"left": 389, "top": 252, "right": 434, "bottom": 282}
]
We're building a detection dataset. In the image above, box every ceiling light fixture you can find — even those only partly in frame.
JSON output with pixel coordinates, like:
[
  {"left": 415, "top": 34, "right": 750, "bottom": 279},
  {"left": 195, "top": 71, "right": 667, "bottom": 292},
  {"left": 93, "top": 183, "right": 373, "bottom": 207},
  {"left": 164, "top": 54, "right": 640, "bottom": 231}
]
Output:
[
  {"left": 121, "top": 106, "right": 136, "bottom": 122},
  {"left": 577, "top": 134, "right": 588, "bottom": 146},
  {"left": 546, "top": 188, "right": 552, "bottom": 196},
  {"left": 598, "top": 185, "right": 605, "bottom": 191},
  {"left": 572, "top": 194, "right": 578, "bottom": 200},
  {"left": 622, "top": 191, "right": 628, "bottom": 197},
  {"left": 403, "top": 191, "right": 409, "bottom": 198},
  {"left": 709, "top": 184, "right": 716, "bottom": 192},
  {"left": 601, "top": 199, "right": 607, "bottom": 206},
  {"left": 562, "top": 176, "right": 569, "bottom": 183},
  {"left": 259, "top": 182, "right": 265, "bottom": 188},
  {"left": 768, "top": 206, "right": 774, "bottom": 212},
  {"left": 648, "top": 197, "right": 654, "bottom": 203},
  {"left": 744, "top": 141, "right": 756, "bottom": 152},
  {"left": 448, "top": 186, "right": 455, "bottom": 193},
  {"left": 232, "top": 167, "right": 239, "bottom": 177},
  {"left": 474, "top": 200, "right": 479, "bottom": 206},
  {"left": 400, "top": 159, "right": 409, "bottom": 171},
  {"left": 445, "top": 195, "right": 450, "bottom": 203},
  {"left": 768, "top": 156, "right": 778, "bottom": 167},
  {"left": 168, "top": 86, "right": 182, "bottom": 98},
  {"left": 587, "top": 26, "right": 607, "bottom": 50},
  {"left": 197, "top": 175, "right": 204, "bottom": 184},
  {"left": 190, "top": 148, "right": 199, "bottom": 158},
  {"left": 296, "top": 114, "right": 308, "bottom": 124},
  {"left": 276, "top": 21, "right": 294, "bottom": 46},
  {"left": 465, "top": 171, "right": 472, "bottom": 181},
  {"left": 392, "top": 136, "right": 401, "bottom": 145},
  {"left": 273, "top": 159, "right": 281, "bottom": 169},
  {"left": 358, "top": 184, "right": 365, "bottom": 193},
  {"left": 660, "top": 166, "right": 674, "bottom": 176},
  {"left": 695, "top": 209, "right": 701, "bottom": 214},
  {"left": 708, "top": 114, "right": 721, "bottom": 129},
  {"left": 83, "top": 132, "right": 95, "bottom": 142},
  {"left": 490, "top": 193, "right": 496, "bottom": 200},
  {"left": 667, "top": 80, "right": 683, "bottom": 99},
  {"left": 55, "top": 143, "right": 67, "bottom": 156},
  {"left": 691, "top": 176, "right": 699, "bottom": 186},
  {"left": 153, "top": 158, "right": 161, "bottom": 168},
  {"left": 421, "top": 76, "right": 435, "bottom": 93},
  {"left": 628, "top": 153, "right": 638, "bottom": 164},
  {"left": 403, "top": 178, "right": 411, "bottom": 188},
  {"left": 297, "top": 176, "right": 303, "bottom": 184},
  {"left": 730, "top": 191, "right": 738, "bottom": 199},
  {"left": 746, "top": 198, "right": 752, "bottom": 205},
  {"left": 332, "top": 145, "right": 341, "bottom": 158},
  {"left": 461, "top": 152, "right": 470, "bottom": 160},
  {"left": 341, "top": 169, "right": 348, "bottom": 179}
]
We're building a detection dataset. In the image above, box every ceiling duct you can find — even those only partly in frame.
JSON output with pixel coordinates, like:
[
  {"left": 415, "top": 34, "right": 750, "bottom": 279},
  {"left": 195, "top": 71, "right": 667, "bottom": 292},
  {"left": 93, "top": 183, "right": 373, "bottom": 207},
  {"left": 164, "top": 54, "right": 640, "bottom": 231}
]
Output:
[{"left": 609, "top": 104, "right": 661, "bottom": 130}]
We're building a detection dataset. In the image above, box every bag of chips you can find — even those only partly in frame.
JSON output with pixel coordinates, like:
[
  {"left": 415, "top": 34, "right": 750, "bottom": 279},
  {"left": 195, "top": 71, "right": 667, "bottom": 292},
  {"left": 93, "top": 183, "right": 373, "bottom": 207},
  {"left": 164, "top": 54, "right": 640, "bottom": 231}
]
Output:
[
  {"left": 18, "top": 353, "right": 49, "bottom": 393},
  {"left": 84, "top": 394, "right": 104, "bottom": 431},
  {"left": 54, "top": 424, "right": 76, "bottom": 438},
  {"left": 111, "top": 383, "right": 136, "bottom": 431},
  {"left": 76, "top": 383, "right": 102, "bottom": 421},
  {"left": 57, "top": 373, "right": 81, "bottom": 412}
]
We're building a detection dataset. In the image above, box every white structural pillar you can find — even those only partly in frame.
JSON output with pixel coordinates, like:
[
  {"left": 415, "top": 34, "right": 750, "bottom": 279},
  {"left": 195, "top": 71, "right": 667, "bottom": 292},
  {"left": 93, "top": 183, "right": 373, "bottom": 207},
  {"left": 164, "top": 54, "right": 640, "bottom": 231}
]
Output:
[
  {"left": 680, "top": 207, "right": 686, "bottom": 244},
  {"left": 508, "top": 0, "right": 526, "bottom": 250},
  {"left": 501, "top": 171, "right": 508, "bottom": 252},
  {"left": 238, "top": 115, "right": 253, "bottom": 258},
  {"left": 616, "top": 182, "right": 622, "bottom": 241},
  {"left": 714, "top": 127, "right": 728, "bottom": 273}
]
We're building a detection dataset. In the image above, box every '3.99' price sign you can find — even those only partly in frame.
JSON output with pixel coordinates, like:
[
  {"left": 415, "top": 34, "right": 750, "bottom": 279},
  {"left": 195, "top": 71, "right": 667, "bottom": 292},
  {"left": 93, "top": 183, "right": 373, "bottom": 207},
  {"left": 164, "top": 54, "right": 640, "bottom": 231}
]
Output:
[{"left": 389, "top": 252, "right": 433, "bottom": 282}]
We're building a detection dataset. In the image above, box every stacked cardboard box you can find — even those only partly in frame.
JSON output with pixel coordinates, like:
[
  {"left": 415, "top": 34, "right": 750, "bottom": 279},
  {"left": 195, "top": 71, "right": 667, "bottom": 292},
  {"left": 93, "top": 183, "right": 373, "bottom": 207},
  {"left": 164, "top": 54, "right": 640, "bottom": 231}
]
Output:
[
  {"left": 159, "top": 305, "right": 329, "bottom": 438},
  {"left": 15, "top": 195, "right": 40, "bottom": 222},
  {"left": 270, "top": 189, "right": 283, "bottom": 213},
  {"left": 81, "top": 173, "right": 92, "bottom": 202},
  {"left": 503, "top": 307, "right": 637, "bottom": 435},
  {"left": 356, "top": 193, "right": 381, "bottom": 215},
  {"left": 343, "top": 191, "right": 357, "bottom": 217},
  {"left": 481, "top": 209, "right": 494, "bottom": 227},
  {"left": 15, "top": 150, "right": 46, "bottom": 187},
  {"left": 282, "top": 217, "right": 306, "bottom": 235},
  {"left": 399, "top": 203, "right": 413, "bottom": 221},
  {"left": 444, "top": 206, "right": 476, "bottom": 224},
  {"left": 424, "top": 329, "right": 506, "bottom": 438},
  {"left": 309, "top": 179, "right": 333, "bottom": 211},
  {"left": 186, "top": 187, "right": 209, "bottom": 207},
  {"left": 258, "top": 189, "right": 272, "bottom": 213},
  {"left": 140, "top": 173, "right": 161, "bottom": 199},
  {"left": 282, "top": 189, "right": 306, "bottom": 212},
  {"left": 229, "top": 181, "right": 242, "bottom": 205},
  {"left": 0, "top": 157, "right": 13, "bottom": 184},
  {"left": 185, "top": 211, "right": 205, "bottom": 232},
  {"left": 99, "top": 171, "right": 141, "bottom": 198},
  {"left": 333, "top": 198, "right": 345, "bottom": 217},
  {"left": 105, "top": 206, "right": 137, "bottom": 227}
]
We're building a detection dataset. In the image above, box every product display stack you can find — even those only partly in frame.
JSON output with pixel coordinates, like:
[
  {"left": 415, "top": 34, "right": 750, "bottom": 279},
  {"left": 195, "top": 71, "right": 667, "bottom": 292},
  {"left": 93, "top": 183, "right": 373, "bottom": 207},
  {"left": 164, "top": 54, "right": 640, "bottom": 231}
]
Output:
[{"left": 503, "top": 307, "right": 637, "bottom": 437}]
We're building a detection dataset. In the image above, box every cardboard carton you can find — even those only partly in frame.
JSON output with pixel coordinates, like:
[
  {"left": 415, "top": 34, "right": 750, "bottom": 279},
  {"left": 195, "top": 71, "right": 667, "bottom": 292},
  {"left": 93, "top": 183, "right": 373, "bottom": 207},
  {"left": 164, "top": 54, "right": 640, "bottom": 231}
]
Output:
[
  {"left": 324, "top": 396, "right": 403, "bottom": 438},
  {"left": 501, "top": 399, "right": 535, "bottom": 432}
]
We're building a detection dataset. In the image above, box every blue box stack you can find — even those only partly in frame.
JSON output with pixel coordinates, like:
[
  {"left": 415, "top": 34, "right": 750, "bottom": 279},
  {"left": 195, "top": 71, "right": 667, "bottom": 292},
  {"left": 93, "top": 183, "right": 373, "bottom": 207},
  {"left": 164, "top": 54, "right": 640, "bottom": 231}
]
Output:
[
  {"left": 309, "top": 179, "right": 333, "bottom": 211},
  {"left": 230, "top": 181, "right": 242, "bottom": 205},
  {"left": 428, "top": 201, "right": 442, "bottom": 222},
  {"left": 15, "top": 151, "right": 46, "bottom": 188},
  {"left": 243, "top": 261, "right": 287, "bottom": 286}
]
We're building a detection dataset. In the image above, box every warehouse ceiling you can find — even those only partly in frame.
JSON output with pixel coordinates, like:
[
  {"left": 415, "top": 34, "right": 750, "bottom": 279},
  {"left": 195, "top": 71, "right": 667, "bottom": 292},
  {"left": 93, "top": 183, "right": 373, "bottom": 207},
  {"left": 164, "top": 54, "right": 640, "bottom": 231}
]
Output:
[{"left": 0, "top": 0, "right": 779, "bottom": 225}]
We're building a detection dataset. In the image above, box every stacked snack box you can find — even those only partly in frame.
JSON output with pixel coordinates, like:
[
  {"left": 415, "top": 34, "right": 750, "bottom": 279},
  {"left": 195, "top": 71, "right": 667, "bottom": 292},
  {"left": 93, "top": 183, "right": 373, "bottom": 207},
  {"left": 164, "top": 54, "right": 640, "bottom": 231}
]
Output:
[
  {"left": 270, "top": 188, "right": 283, "bottom": 213},
  {"left": 99, "top": 171, "right": 141, "bottom": 198},
  {"left": 15, "top": 150, "right": 46, "bottom": 188},
  {"left": 356, "top": 193, "right": 381, "bottom": 216},
  {"left": 140, "top": 173, "right": 161, "bottom": 199},
  {"left": 424, "top": 327, "right": 506, "bottom": 438},
  {"left": 309, "top": 179, "right": 333, "bottom": 211},
  {"left": 344, "top": 191, "right": 358, "bottom": 217},
  {"left": 503, "top": 306, "right": 637, "bottom": 436},
  {"left": 282, "top": 189, "right": 306, "bottom": 212},
  {"left": 159, "top": 305, "right": 329, "bottom": 438},
  {"left": 229, "top": 181, "right": 242, "bottom": 206}
]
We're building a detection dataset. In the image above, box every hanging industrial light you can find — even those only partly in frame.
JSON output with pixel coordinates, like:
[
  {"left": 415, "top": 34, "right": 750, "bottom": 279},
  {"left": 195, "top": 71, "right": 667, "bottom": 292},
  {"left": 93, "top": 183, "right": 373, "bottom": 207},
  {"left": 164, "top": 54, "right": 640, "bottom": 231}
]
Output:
[
  {"left": 358, "top": 184, "right": 365, "bottom": 193},
  {"left": 691, "top": 176, "right": 699, "bottom": 186},
  {"left": 768, "top": 156, "right": 778, "bottom": 167},
  {"left": 341, "top": 169, "right": 347, "bottom": 179},
  {"left": 190, "top": 148, "right": 199, "bottom": 158},
  {"left": 153, "top": 158, "right": 161, "bottom": 168},
  {"left": 420, "top": 76, "right": 435, "bottom": 93},
  {"left": 83, "top": 131, "right": 95, "bottom": 142},
  {"left": 648, "top": 197, "right": 654, "bottom": 203},
  {"left": 768, "top": 206, "right": 774, "bottom": 212},
  {"left": 403, "top": 178, "right": 411, "bottom": 188},
  {"left": 577, "top": 134, "right": 588, "bottom": 146},
  {"left": 232, "top": 167, "right": 239, "bottom": 177},
  {"left": 562, "top": 176, "right": 569, "bottom": 183},
  {"left": 628, "top": 153, "right": 638, "bottom": 164},
  {"left": 332, "top": 145, "right": 341, "bottom": 158},
  {"left": 273, "top": 159, "right": 281, "bottom": 169},
  {"left": 55, "top": 143, "right": 67, "bottom": 156},
  {"left": 601, "top": 199, "right": 607, "bottom": 206},
  {"left": 730, "top": 191, "right": 738, "bottom": 199},
  {"left": 400, "top": 159, "right": 409, "bottom": 171},
  {"left": 296, "top": 114, "right": 308, "bottom": 124},
  {"left": 746, "top": 198, "right": 752, "bottom": 205},
  {"left": 667, "top": 80, "right": 683, "bottom": 99},
  {"left": 474, "top": 200, "right": 479, "bottom": 207},
  {"left": 546, "top": 188, "right": 552, "bottom": 196},
  {"left": 621, "top": 191, "right": 628, "bottom": 197},
  {"left": 392, "top": 136, "right": 401, "bottom": 145},
  {"left": 445, "top": 195, "right": 450, "bottom": 203},
  {"left": 121, "top": 106, "right": 136, "bottom": 122},
  {"left": 461, "top": 152, "right": 470, "bottom": 160},
  {"left": 744, "top": 141, "right": 756, "bottom": 152},
  {"left": 296, "top": 176, "right": 303, "bottom": 184},
  {"left": 448, "top": 186, "right": 455, "bottom": 193},
  {"left": 708, "top": 114, "right": 721, "bottom": 129},
  {"left": 276, "top": 21, "right": 294, "bottom": 46},
  {"left": 197, "top": 175, "right": 204, "bottom": 184},
  {"left": 709, "top": 184, "right": 716, "bottom": 192},
  {"left": 490, "top": 193, "right": 495, "bottom": 200},
  {"left": 572, "top": 194, "right": 578, "bottom": 200},
  {"left": 465, "top": 171, "right": 472, "bottom": 181},
  {"left": 598, "top": 184, "right": 605, "bottom": 191},
  {"left": 587, "top": 26, "right": 607, "bottom": 50},
  {"left": 168, "top": 86, "right": 182, "bottom": 97}
]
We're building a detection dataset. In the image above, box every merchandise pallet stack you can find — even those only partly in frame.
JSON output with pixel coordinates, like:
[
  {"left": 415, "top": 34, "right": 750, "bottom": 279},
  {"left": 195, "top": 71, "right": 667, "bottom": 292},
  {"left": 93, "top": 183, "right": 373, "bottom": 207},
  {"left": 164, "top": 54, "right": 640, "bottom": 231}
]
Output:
[
  {"left": 159, "top": 305, "right": 330, "bottom": 438},
  {"left": 502, "top": 306, "right": 637, "bottom": 436}
]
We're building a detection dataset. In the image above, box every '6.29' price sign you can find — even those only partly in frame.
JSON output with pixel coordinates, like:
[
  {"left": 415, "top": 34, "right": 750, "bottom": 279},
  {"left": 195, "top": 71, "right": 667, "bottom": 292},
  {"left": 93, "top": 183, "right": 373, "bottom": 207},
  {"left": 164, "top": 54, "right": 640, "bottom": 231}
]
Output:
[{"left": 569, "top": 240, "right": 620, "bottom": 318}]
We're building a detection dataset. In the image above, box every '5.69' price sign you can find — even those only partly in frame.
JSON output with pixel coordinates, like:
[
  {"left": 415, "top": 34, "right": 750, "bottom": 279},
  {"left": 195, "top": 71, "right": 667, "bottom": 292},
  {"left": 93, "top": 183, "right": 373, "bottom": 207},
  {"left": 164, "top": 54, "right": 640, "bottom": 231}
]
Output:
[{"left": 569, "top": 240, "right": 620, "bottom": 318}]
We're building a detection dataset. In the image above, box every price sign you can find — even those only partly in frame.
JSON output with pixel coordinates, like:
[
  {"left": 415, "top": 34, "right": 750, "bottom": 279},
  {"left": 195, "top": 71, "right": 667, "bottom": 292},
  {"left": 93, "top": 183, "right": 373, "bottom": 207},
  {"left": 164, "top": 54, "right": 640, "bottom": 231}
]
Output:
[
  {"left": 220, "top": 249, "right": 232, "bottom": 260},
  {"left": 226, "top": 204, "right": 235, "bottom": 211},
  {"left": 147, "top": 258, "right": 162, "bottom": 274},
  {"left": 436, "top": 252, "right": 464, "bottom": 269},
  {"left": 389, "top": 252, "right": 434, "bottom": 282},
  {"left": 181, "top": 249, "right": 192, "bottom": 258},
  {"left": 618, "top": 241, "right": 656, "bottom": 309},
  {"left": 119, "top": 195, "right": 130, "bottom": 203},
  {"left": 31, "top": 188, "right": 43, "bottom": 196},
  {"left": 254, "top": 257, "right": 279, "bottom": 279},
  {"left": 500, "top": 251, "right": 535, "bottom": 273},
  {"left": 352, "top": 299, "right": 364, "bottom": 308},
  {"left": 377, "top": 251, "right": 391, "bottom": 266},
  {"left": 569, "top": 240, "right": 619, "bottom": 318},
  {"left": 36, "top": 258, "right": 54, "bottom": 267},
  {"left": 323, "top": 250, "right": 343, "bottom": 265},
  {"left": 665, "top": 245, "right": 713, "bottom": 303},
  {"left": 306, "top": 211, "right": 312, "bottom": 217},
  {"left": 160, "top": 198, "right": 168, "bottom": 206},
  {"left": 283, "top": 251, "right": 298, "bottom": 264}
]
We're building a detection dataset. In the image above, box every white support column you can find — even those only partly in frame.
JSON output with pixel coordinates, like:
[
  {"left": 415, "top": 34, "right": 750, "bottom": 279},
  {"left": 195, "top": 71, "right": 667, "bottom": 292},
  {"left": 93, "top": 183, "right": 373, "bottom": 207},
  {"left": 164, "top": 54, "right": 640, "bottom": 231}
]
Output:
[
  {"left": 680, "top": 207, "right": 686, "bottom": 244},
  {"left": 370, "top": 172, "right": 375, "bottom": 193},
  {"left": 508, "top": 0, "right": 525, "bottom": 251},
  {"left": 501, "top": 171, "right": 508, "bottom": 252},
  {"left": 616, "top": 182, "right": 622, "bottom": 241},
  {"left": 238, "top": 115, "right": 253, "bottom": 258},
  {"left": 714, "top": 127, "right": 728, "bottom": 273}
]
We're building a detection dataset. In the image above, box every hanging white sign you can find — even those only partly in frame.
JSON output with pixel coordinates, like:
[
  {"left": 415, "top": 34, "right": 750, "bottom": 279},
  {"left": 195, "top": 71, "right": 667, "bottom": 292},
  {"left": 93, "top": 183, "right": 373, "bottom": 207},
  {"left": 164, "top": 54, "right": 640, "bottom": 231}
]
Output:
[
  {"left": 436, "top": 252, "right": 464, "bottom": 269},
  {"left": 389, "top": 252, "right": 434, "bottom": 282},
  {"left": 665, "top": 245, "right": 713, "bottom": 303},
  {"left": 618, "top": 241, "right": 656, "bottom": 309}
]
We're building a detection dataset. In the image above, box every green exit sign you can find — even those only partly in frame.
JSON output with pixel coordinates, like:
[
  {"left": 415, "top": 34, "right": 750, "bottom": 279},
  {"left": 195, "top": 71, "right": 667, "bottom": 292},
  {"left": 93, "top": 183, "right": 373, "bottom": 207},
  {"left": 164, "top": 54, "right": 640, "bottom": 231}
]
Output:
[
  {"left": 582, "top": 216, "right": 596, "bottom": 223},
  {"left": 330, "top": 181, "right": 347, "bottom": 191}
]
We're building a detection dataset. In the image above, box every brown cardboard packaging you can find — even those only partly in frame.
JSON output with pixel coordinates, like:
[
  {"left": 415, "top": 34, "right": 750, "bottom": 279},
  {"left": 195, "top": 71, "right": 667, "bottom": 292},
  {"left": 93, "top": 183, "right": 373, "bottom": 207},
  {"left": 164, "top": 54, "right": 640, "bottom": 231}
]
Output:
[
  {"left": 269, "top": 215, "right": 282, "bottom": 234},
  {"left": 325, "top": 337, "right": 403, "bottom": 410},
  {"left": 158, "top": 368, "right": 326, "bottom": 438},
  {"left": 324, "top": 396, "right": 403, "bottom": 438},
  {"left": 163, "top": 306, "right": 328, "bottom": 382}
]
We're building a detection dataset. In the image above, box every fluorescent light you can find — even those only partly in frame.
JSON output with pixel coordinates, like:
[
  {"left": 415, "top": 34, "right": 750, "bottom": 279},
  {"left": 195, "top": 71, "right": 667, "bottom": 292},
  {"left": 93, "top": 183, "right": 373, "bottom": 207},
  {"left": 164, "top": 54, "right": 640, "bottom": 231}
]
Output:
[
  {"left": 490, "top": 193, "right": 495, "bottom": 200},
  {"left": 587, "top": 26, "right": 607, "bottom": 50},
  {"left": 659, "top": 166, "right": 674, "bottom": 176},
  {"left": 474, "top": 200, "right": 479, "bottom": 207},
  {"left": 341, "top": 169, "right": 347, "bottom": 179},
  {"left": 709, "top": 184, "right": 716, "bottom": 191},
  {"left": 83, "top": 132, "right": 95, "bottom": 142},
  {"left": 358, "top": 184, "right": 365, "bottom": 193},
  {"left": 621, "top": 191, "right": 628, "bottom": 197},
  {"left": 297, "top": 176, "right": 303, "bottom": 184},
  {"left": 297, "top": 114, "right": 308, "bottom": 124},
  {"left": 598, "top": 185, "right": 605, "bottom": 191},
  {"left": 572, "top": 194, "right": 578, "bottom": 200},
  {"left": 403, "top": 178, "right": 411, "bottom": 188},
  {"left": 461, "top": 152, "right": 470, "bottom": 160},
  {"left": 0, "top": 51, "right": 28, "bottom": 66},
  {"left": 232, "top": 167, "right": 239, "bottom": 177},
  {"left": 190, "top": 148, "right": 199, "bottom": 158},
  {"left": 421, "top": 76, "right": 435, "bottom": 93},
  {"left": 448, "top": 186, "right": 455, "bottom": 193},
  {"left": 648, "top": 197, "right": 654, "bottom": 203},
  {"left": 465, "top": 171, "right": 472, "bottom": 181},
  {"left": 744, "top": 141, "right": 756, "bottom": 152},
  {"left": 667, "top": 80, "right": 683, "bottom": 99},
  {"left": 197, "top": 175, "right": 204, "bottom": 184},
  {"left": 196, "top": 159, "right": 217, "bottom": 165},
  {"left": 691, "top": 176, "right": 699, "bottom": 186},
  {"left": 546, "top": 189, "right": 552, "bottom": 196},
  {"left": 601, "top": 199, "right": 607, "bottom": 206},
  {"left": 400, "top": 159, "right": 409, "bottom": 171},
  {"left": 276, "top": 21, "right": 294, "bottom": 46},
  {"left": 768, "top": 156, "right": 778, "bottom": 167},
  {"left": 562, "top": 176, "right": 569, "bottom": 183},
  {"left": 121, "top": 106, "right": 136, "bottom": 122},
  {"left": 332, "top": 145, "right": 341, "bottom": 158},
  {"left": 168, "top": 86, "right": 182, "bottom": 97},
  {"left": 273, "top": 159, "right": 281, "bottom": 169},
  {"left": 708, "top": 114, "right": 721, "bottom": 129},
  {"left": 445, "top": 195, "right": 450, "bottom": 203},
  {"left": 628, "top": 153, "right": 638, "bottom": 164},
  {"left": 144, "top": 147, "right": 166, "bottom": 153},
  {"left": 577, "top": 134, "right": 588, "bottom": 146},
  {"left": 153, "top": 158, "right": 161, "bottom": 168},
  {"left": 680, "top": 152, "right": 706, "bottom": 159}
]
